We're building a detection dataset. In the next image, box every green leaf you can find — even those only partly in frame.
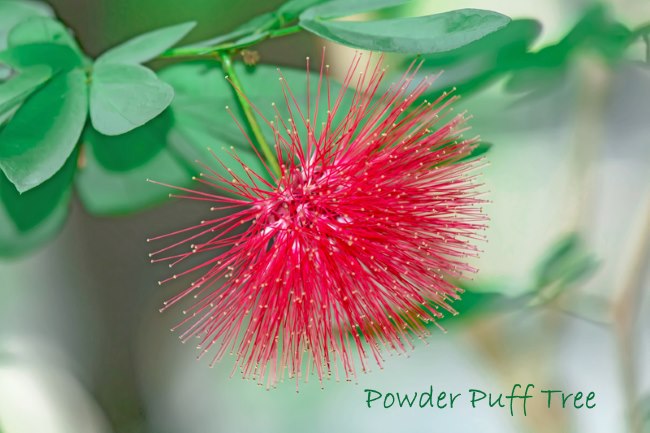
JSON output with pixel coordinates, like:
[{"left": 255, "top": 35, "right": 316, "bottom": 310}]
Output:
[
  {"left": 192, "top": 13, "right": 278, "bottom": 48},
  {"left": 76, "top": 113, "right": 192, "bottom": 216},
  {"left": 0, "top": 103, "right": 19, "bottom": 126},
  {"left": 0, "top": 148, "right": 75, "bottom": 232},
  {"left": 415, "top": 19, "right": 540, "bottom": 98},
  {"left": 7, "top": 16, "right": 82, "bottom": 53},
  {"left": 530, "top": 233, "right": 598, "bottom": 306},
  {"left": 0, "top": 149, "right": 75, "bottom": 257},
  {"left": 159, "top": 62, "right": 267, "bottom": 183},
  {"left": 505, "top": 5, "right": 632, "bottom": 95},
  {"left": 159, "top": 61, "right": 351, "bottom": 184},
  {"left": 419, "top": 19, "right": 541, "bottom": 65},
  {"left": 0, "top": 65, "right": 51, "bottom": 115},
  {"left": 537, "top": 234, "right": 583, "bottom": 282},
  {"left": 87, "top": 109, "right": 171, "bottom": 172},
  {"left": 97, "top": 21, "right": 196, "bottom": 66},
  {"left": 192, "top": 0, "right": 407, "bottom": 51},
  {"left": 535, "top": 233, "right": 598, "bottom": 288},
  {"left": 278, "top": 0, "right": 330, "bottom": 21},
  {"left": 90, "top": 63, "right": 174, "bottom": 136},
  {"left": 0, "top": 69, "right": 87, "bottom": 193},
  {"left": 416, "top": 282, "right": 531, "bottom": 329},
  {"left": 229, "top": 31, "right": 271, "bottom": 47},
  {"left": 503, "top": 52, "right": 567, "bottom": 96},
  {"left": 561, "top": 4, "right": 632, "bottom": 59},
  {"left": 443, "top": 286, "right": 523, "bottom": 323},
  {"left": 0, "top": 0, "right": 53, "bottom": 51},
  {"left": 301, "top": 0, "right": 410, "bottom": 20},
  {"left": 2, "top": 17, "right": 86, "bottom": 82},
  {"left": 300, "top": 8, "right": 510, "bottom": 54},
  {"left": 0, "top": 43, "right": 84, "bottom": 73},
  {"left": 457, "top": 142, "right": 492, "bottom": 163}
]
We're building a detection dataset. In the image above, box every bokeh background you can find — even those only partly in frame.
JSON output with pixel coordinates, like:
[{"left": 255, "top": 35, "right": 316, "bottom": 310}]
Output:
[{"left": 1, "top": 0, "right": 649, "bottom": 432}]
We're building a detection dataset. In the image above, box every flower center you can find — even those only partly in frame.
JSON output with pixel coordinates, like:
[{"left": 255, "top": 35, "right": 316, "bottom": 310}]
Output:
[{"left": 263, "top": 166, "right": 348, "bottom": 236}]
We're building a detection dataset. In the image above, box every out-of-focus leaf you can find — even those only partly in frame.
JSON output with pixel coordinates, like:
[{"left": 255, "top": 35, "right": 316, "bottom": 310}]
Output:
[
  {"left": 0, "top": 0, "right": 53, "bottom": 50},
  {"left": 0, "top": 150, "right": 75, "bottom": 257},
  {"left": 0, "top": 0, "right": 52, "bottom": 80},
  {"left": 0, "top": 69, "right": 87, "bottom": 193},
  {"left": 561, "top": 4, "right": 633, "bottom": 59},
  {"left": 90, "top": 63, "right": 174, "bottom": 136},
  {"left": 414, "top": 19, "right": 540, "bottom": 97},
  {"left": 548, "top": 235, "right": 588, "bottom": 269},
  {"left": 535, "top": 233, "right": 597, "bottom": 287},
  {"left": 0, "top": 65, "right": 51, "bottom": 115},
  {"left": 7, "top": 17, "right": 82, "bottom": 54},
  {"left": 457, "top": 142, "right": 492, "bottom": 163},
  {"left": 505, "top": 4, "right": 633, "bottom": 95},
  {"left": 97, "top": 21, "right": 196, "bottom": 66},
  {"left": 300, "top": 9, "right": 510, "bottom": 54},
  {"left": 428, "top": 283, "right": 531, "bottom": 328},
  {"left": 530, "top": 233, "right": 598, "bottom": 306},
  {"left": 445, "top": 290, "right": 506, "bottom": 322},
  {"left": 0, "top": 43, "right": 83, "bottom": 73},
  {"left": 504, "top": 50, "right": 568, "bottom": 96},
  {"left": 76, "top": 113, "right": 192, "bottom": 216}
]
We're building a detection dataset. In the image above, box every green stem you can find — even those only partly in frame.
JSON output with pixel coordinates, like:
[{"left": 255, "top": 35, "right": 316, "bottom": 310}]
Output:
[
  {"left": 220, "top": 52, "right": 281, "bottom": 178},
  {"left": 160, "top": 25, "right": 302, "bottom": 60}
]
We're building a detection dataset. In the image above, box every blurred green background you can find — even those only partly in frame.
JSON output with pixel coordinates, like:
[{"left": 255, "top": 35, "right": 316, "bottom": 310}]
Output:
[{"left": 1, "top": 0, "right": 649, "bottom": 432}]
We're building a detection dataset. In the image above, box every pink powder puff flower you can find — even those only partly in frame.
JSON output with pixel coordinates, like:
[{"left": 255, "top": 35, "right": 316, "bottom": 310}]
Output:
[{"left": 148, "top": 54, "right": 487, "bottom": 389}]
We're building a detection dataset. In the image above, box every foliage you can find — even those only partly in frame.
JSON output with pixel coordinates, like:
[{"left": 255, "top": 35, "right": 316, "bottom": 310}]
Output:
[
  {"left": 528, "top": 232, "right": 599, "bottom": 308},
  {"left": 0, "top": 0, "right": 646, "bottom": 257}
]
